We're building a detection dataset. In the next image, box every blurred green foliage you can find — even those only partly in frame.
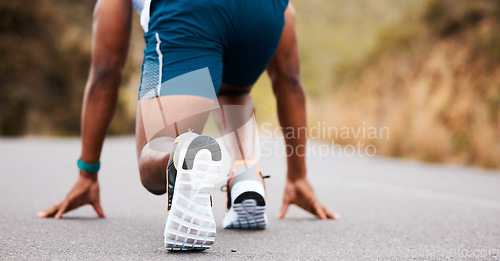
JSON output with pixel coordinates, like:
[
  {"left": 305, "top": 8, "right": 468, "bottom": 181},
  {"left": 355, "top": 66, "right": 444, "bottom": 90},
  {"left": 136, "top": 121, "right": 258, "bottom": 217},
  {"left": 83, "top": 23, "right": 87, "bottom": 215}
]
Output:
[
  {"left": 0, "top": 0, "right": 90, "bottom": 135},
  {"left": 0, "top": 0, "right": 136, "bottom": 136}
]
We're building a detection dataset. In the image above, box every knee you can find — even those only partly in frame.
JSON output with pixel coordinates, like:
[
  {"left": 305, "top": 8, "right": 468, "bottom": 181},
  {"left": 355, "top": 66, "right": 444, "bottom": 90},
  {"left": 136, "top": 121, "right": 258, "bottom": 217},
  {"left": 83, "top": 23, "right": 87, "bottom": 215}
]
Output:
[
  {"left": 139, "top": 174, "right": 166, "bottom": 195},
  {"left": 138, "top": 148, "right": 167, "bottom": 196}
]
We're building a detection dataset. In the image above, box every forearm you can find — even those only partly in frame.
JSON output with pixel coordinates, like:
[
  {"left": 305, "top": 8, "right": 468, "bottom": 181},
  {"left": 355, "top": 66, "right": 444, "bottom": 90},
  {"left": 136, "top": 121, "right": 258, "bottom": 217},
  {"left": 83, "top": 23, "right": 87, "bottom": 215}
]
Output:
[
  {"left": 79, "top": 70, "right": 121, "bottom": 164},
  {"left": 79, "top": 0, "right": 132, "bottom": 166},
  {"left": 274, "top": 81, "right": 307, "bottom": 181}
]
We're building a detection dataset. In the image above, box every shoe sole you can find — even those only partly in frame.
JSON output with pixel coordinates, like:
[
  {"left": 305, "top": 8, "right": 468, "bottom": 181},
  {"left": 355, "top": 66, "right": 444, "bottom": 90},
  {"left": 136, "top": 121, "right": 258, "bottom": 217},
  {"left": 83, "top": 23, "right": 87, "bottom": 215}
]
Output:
[
  {"left": 225, "top": 191, "right": 267, "bottom": 229},
  {"left": 164, "top": 148, "right": 221, "bottom": 251}
]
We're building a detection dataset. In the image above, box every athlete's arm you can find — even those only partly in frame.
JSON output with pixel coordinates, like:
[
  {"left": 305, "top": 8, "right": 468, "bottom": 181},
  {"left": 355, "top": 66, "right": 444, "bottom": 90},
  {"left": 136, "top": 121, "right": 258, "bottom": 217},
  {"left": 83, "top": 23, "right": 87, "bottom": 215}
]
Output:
[
  {"left": 267, "top": 4, "right": 339, "bottom": 220},
  {"left": 37, "top": 0, "right": 132, "bottom": 219}
]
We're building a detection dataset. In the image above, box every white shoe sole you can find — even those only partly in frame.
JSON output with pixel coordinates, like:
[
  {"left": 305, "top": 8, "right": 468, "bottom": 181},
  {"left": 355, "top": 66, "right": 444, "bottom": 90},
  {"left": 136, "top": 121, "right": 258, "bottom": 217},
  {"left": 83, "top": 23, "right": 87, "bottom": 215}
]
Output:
[
  {"left": 223, "top": 180, "right": 267, "bottom": 229},
  {"left": 164, "top": 149, "right": 221, "bottom": 251}
]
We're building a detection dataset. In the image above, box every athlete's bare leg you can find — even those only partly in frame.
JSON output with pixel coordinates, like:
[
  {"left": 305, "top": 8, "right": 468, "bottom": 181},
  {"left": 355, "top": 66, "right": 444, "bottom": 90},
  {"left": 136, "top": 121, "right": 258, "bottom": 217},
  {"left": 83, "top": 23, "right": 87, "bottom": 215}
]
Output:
[
  {"left": 135, "top": 95, "right": 215, "bottom": 195},
  {"left": 135, "top": 3, "right": 337, "bottom": 219},
  {"left": 217, "top": 3, "right": 339, "bottom": 219},
  {"left": 214, "top": 84, "right": 256, "bottom": 163}
]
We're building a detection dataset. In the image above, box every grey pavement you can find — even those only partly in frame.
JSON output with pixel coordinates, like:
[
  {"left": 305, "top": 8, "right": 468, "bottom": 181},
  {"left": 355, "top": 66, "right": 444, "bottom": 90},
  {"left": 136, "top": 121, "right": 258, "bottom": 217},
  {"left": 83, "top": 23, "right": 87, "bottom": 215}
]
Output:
[{"left": 1, "top": 137, "right": 499, "bottom": 260}]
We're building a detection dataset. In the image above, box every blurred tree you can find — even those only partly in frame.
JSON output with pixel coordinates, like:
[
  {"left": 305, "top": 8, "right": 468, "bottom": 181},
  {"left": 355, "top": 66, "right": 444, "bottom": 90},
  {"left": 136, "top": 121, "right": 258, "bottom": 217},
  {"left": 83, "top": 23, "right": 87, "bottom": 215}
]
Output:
[{"left": 0, "top": 0, "right": 91, "bottom": 135}]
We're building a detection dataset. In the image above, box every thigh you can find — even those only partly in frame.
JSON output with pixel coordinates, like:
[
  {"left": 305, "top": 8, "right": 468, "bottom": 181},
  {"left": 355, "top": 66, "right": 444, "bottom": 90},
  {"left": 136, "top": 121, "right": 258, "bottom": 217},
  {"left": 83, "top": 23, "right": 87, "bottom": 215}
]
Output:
[
  {"left": 222, "top": 0, "right": 289, "bottom": 87},
  {"left": 136, "top": 32, "right": 224, "bottom": 149}
]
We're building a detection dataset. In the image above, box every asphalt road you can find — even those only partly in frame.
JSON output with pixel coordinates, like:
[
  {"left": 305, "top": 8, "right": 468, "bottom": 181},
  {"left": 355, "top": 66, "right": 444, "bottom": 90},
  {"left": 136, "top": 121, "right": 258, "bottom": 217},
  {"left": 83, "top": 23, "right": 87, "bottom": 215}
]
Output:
[{"left": 1, "top": 137, "right": 499, "bottom": 260}]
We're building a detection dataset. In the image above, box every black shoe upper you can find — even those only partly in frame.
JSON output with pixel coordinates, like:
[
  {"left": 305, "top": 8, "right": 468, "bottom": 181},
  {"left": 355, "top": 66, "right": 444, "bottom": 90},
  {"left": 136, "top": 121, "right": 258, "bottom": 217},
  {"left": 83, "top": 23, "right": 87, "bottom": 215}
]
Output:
[{"left": 167, "top": 135, "right": 222, "bottom": 211}]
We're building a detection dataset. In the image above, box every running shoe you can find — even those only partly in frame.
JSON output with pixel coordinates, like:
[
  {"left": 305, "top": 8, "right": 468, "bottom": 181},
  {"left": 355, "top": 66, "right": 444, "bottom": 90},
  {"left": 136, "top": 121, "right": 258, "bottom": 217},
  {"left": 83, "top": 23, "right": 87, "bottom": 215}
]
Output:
[
  {"left": 222, "top": 160, "right": 268, "bottom": 229},
  {"left": 163, "top": 132, "right": 223, "bottom": 251}
]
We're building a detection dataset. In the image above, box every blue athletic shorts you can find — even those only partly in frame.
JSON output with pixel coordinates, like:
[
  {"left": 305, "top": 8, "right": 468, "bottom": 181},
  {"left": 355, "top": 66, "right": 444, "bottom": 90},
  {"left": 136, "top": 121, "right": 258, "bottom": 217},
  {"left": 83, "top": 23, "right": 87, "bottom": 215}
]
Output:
[{"left": 138, "top": 0, "right": 289, "bottom": 100}]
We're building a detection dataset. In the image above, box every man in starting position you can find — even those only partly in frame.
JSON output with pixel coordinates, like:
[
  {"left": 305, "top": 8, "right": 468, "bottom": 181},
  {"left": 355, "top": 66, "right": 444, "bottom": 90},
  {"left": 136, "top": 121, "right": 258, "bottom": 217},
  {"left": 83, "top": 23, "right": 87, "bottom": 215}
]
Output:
[{"left": 38, "top": 0, "right": 338, "bottom": 251}]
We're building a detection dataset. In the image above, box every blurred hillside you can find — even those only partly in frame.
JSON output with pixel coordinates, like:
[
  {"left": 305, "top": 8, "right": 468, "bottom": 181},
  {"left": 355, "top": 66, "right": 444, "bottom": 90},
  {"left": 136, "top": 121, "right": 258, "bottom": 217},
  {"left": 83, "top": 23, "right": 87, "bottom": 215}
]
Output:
[
  {"left": 312, "top": 0, "right": 500, "bottom": 168},
  {"left": 0, "top": 0, "right": 141, "bottom": 136}
]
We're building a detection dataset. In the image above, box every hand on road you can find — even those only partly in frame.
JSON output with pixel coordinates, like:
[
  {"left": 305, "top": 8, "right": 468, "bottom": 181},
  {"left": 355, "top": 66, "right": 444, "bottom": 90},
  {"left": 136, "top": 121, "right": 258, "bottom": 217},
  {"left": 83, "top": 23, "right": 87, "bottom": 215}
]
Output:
[
  {"left": 37, "top": 171, "right": 105, "bottom": 219},
  {"left": 278, "top": 177, "right": 340, "bottom": 220}
]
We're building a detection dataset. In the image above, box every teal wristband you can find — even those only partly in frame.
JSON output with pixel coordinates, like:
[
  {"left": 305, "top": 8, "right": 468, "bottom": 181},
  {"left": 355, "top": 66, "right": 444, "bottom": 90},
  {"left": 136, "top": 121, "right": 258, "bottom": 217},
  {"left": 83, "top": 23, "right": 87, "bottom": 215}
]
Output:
[{"left": 77, "top": 159, "right": 100, "bottom": 173}]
